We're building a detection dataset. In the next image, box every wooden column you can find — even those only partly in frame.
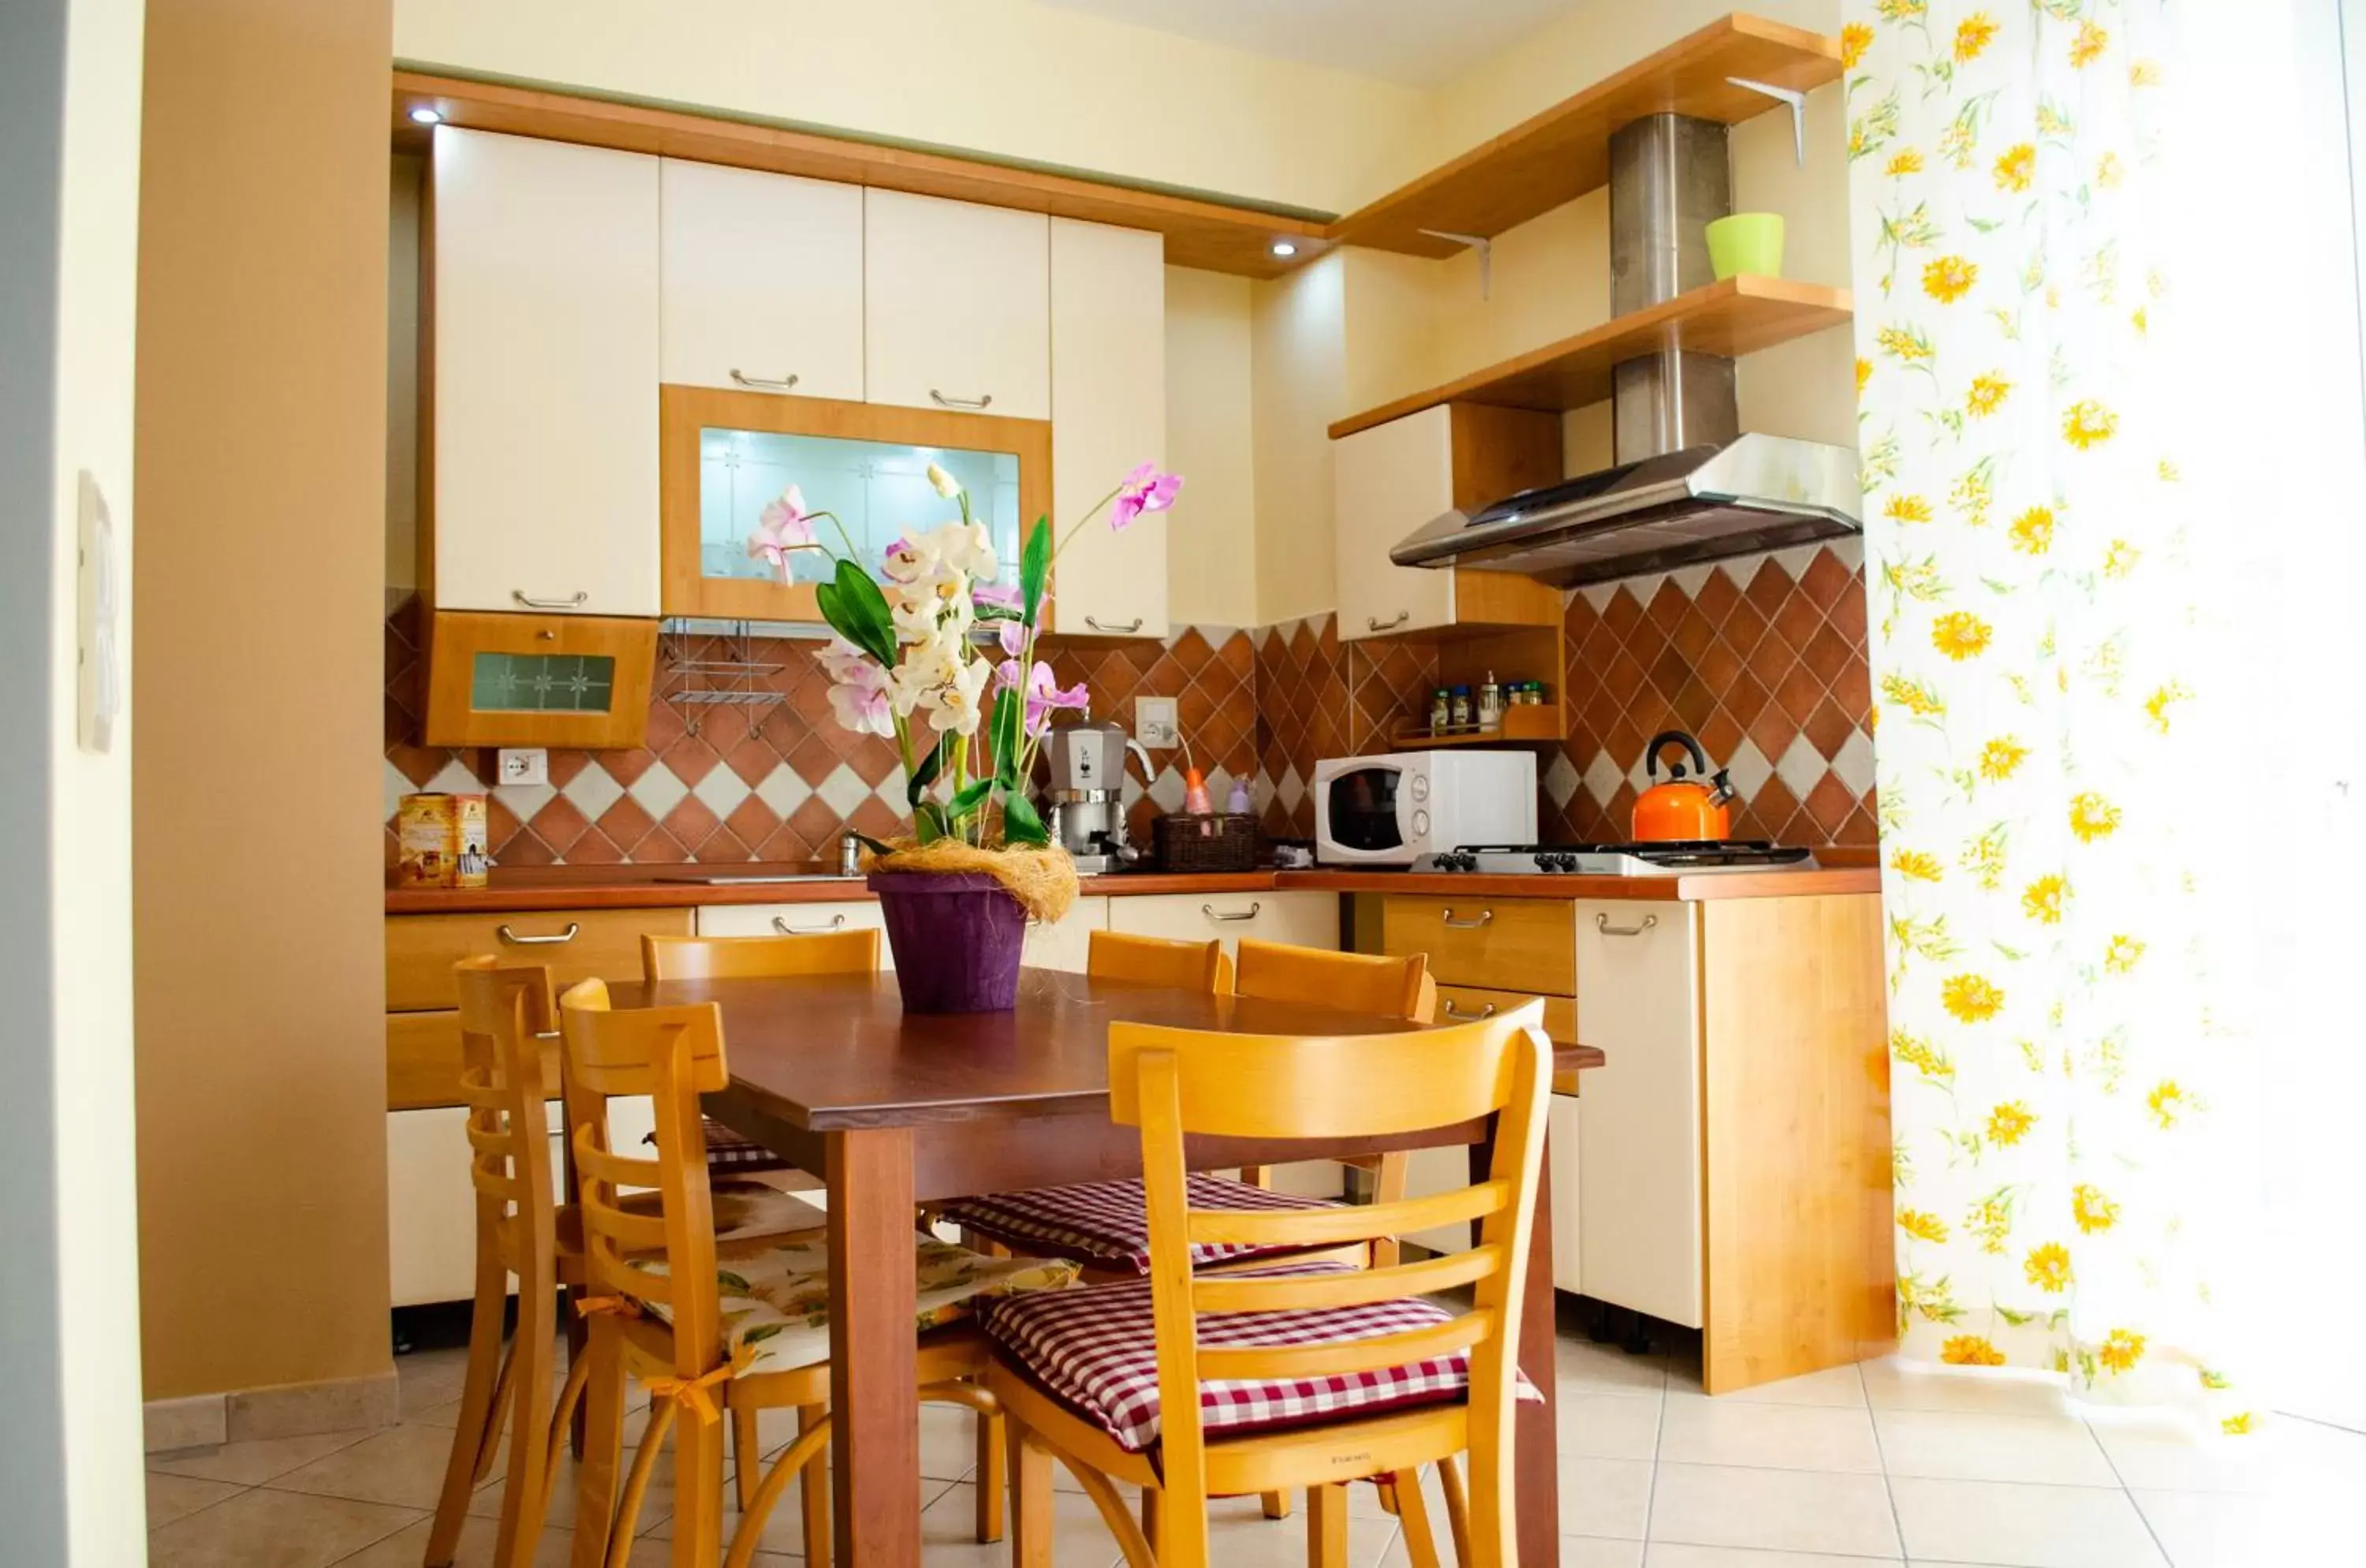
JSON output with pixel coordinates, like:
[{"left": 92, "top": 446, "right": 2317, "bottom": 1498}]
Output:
[{"left": 827, "top": 1126, "right": 920, "bottom": 1568}]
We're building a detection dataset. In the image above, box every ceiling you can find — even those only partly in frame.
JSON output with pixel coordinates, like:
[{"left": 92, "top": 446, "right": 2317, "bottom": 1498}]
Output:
[{"left": 1034, "top": 0, "right": 1588, "bottom": 88}]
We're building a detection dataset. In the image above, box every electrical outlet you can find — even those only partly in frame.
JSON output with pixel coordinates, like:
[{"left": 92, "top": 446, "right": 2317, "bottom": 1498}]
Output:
[
  {"left": 497, "top": 748, "right": 549, "bottom": 787},
  {"left": 1135, "top": 696, "right": 1179, "bottom": 750}
]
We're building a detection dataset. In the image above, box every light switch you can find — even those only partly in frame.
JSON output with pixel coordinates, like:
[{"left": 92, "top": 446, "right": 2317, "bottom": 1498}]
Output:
[
  {"left": 1135, "top": 696, "right": 1178, "bottom": 750},
  {"left": 498, "top": 748, "right": 549, "bottom": 786}
]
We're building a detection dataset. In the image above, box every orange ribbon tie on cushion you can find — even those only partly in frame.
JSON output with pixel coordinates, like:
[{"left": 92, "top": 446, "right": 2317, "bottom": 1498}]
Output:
[
  {"left": 642, "top": 1361, "right": 734, "bottom": 1427},
  {"left": 573, "top": 1294, "right": 644, "bottom": 1320}
]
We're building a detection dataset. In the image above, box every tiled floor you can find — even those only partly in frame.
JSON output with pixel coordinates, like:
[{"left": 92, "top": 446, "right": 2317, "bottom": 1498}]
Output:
[{"left": 144, "top": 1327, "right": 2363, "bottom": 1567}]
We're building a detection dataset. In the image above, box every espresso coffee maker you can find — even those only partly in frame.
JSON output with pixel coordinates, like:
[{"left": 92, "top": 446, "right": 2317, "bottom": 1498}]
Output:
[{"left": 1039, "top": 719, "right": 1155, "bottom": 874}]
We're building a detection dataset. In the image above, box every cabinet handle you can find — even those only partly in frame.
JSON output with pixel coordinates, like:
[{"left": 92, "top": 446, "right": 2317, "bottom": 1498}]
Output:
[
  {"left": 1367, "top": 610, "right": 1410, "bottom": 633},
  {"left": 1201, "top": 902, "right": 1261, "bottom": 923},
  {"left": 532, "top": 1030, "right": 562, "bottom": 1042},
  {"left": 773, "top": 913, "right": 849, "bottom": 935},
  {"left": 729, "top": 369, "right": 800, "bottom": 392},
  {"left": 1442, "top": 999, "right": 1498, "bottom": 1021},
  {"left": 497, "top": 922, "right": 580, "bottom": 946},
  {"left": 1440, "top": 908, "right": 1493, "bottom": 930},
  {"left": 512, "top": 590, "right": 588, "bottom": 610},
  {"left": 1085, "top": 616, "right": 1144, "bottom": 634},
  {"left": 929, "top": 389, "right": 994, "bottom": 410},
  {"left": 1594, "top": 913, "right": 1659, "bottom": 937}
]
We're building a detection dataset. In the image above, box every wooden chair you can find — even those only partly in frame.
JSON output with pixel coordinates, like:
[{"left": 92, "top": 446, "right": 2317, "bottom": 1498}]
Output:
[
  {"left": 1080, "top": 929, "right": 1230, "bottom": 992},
  {"left": 985, "top": 1004, "right": 1553, "bottom": 1568},
  {"left": 558, "top": 976, "right": 1077, "bottom": 1568}
]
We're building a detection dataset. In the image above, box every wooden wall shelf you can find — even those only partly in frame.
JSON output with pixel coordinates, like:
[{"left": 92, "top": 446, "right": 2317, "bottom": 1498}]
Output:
[
  {"left": 1330, "top": 14, "right": 1842, "bottom": 258},
  {"left": 391, "top": 71, "right": 1329, "bottom": 279},
  {"left": 1394, "top": 704, "right": 1564, "bottom": 750},
  {"left": 1329, "top": 275, "right": 1851, "bottom": 440}
]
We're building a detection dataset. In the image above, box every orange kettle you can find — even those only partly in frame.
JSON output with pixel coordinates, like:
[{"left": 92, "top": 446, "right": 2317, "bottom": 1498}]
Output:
[{"left": 1632, "top": 730, "right": 1734, "bottom": 842}]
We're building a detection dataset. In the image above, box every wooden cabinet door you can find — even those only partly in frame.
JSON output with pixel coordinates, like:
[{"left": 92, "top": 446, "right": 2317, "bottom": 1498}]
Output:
[
  {"left": 864, "top": 190, "right": 1049, "bottom": 420},
  {"left": 431, "top": 127, "right": 660, "bottom": 616},
  {"left": 660, "top": 159, "right": 864, "bottom": 401},
  {"left": 1334, "top": 406, "right": 1456, "bottom": 641},
  {"left": 1047, "top": 218, "right": 1167, "bottom": 638},
  {"left": 1573, "top": 899, "right": 1704, "bottom": 1327},
  {"left": 1106, "top": 889, "right": 1339, "bottom": 962}
]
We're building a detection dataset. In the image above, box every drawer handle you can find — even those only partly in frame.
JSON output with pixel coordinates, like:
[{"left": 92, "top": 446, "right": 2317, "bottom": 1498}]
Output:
[
  {"left": 1202, "top": 902, "right": 1261, "bottom": 923},
  {"left": 1595, "top": 913, "right": 1659, "bottom": 937},
  {"left": 1440, "top": 909, "right": 1493, "bottom": 930},
  {"left": 1367, "top": 610, "right": 1410, "bottom": 633},
  {"left": 773, "top": 913, "right": 849, "bottom": 935},
  {"left": 1442, "top": 999, "right": 1498, "bottom": 1021},
  {"left": 511, "top": 590, "right": 589, "bottom": 610},
  {"left": 533, "top": 1029, "right": 562, "bottom": 1042},
  {"left": 497, "top": 922, "right": 580, "bottom": 946},
  {"left": 729, "top": 368, "right": 800, "bottom": 393},
  {"left": 929, "top": 389, "right": 994, "bottom": 410},
  {"left": 1085, "top": 616, "right": 1144, "bottom": 634}
]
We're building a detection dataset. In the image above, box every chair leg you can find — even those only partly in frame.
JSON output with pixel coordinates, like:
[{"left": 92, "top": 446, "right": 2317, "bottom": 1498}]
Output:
[
  {"left": 1262, "top": 1490, "right": 1293, "bottom": 1519},
  {"left": 1437, "top": 1455, "right": 1471, "bottom": 1568},
  {"left": 671, "top": 1402, "right": 727, "bottom": 1568},
  {"left": 797, "top": 1403, "right": 831, "bottom": 1564},
  {"left": 426, "top": 1250, "right": 511, "bottom": 1567},
  {"left": 565, "top": 1283, "right": 589, "bottom": 1458},
  {"left": 975, "top": 1398, "right": 1006, "bottom": 1544},
  {"left": 1308, "top": 1483, "right": 1349, "bottom": 1568},
  {"left": 1139, "top": 1485, "right": 1159, "bottom": 1548},
  {"left": 1011, "top": 1423, "right": 1056, "bottom": 1568},
  {"left": 491, "top": 1284, "right": 558, "bottom": 1568},
  {"left": 732, "top": 1405, "right": 761, "bottom": 1513},
  {"left": 1393, "top": 1469, "right": 1446, "bottom": 1568},
  {"left": 568, "top": 1320, "right": 627, "bottom": 1568}
]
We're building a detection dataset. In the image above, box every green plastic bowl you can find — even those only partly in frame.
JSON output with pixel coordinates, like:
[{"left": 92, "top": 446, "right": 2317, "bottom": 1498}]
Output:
[{"left": 1705, "top": 213, "right": 1785, "bottom": 280}]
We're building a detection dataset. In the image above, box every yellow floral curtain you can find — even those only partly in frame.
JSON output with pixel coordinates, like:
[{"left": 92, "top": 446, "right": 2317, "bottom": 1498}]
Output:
[{"left": 1846, "top": 0, "right": 2247, "bottom": 1426}]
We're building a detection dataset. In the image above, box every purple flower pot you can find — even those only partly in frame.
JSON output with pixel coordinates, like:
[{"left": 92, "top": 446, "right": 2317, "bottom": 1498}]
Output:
[{"left": 867, "top": 870, "right": 1028, "bottom": 1013}]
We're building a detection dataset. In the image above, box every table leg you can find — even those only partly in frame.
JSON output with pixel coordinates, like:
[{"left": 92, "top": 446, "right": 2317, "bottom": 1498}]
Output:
[
  {"left": 1475, "top": 1120, "right": 1560, "bottom": 1566},
  {"left": 827, "top": 1126, "right": 920, "bottom": 1568}
]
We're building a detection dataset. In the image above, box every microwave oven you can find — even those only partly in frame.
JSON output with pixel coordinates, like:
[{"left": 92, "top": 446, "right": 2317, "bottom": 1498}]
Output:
[{"left": 1312, "top": 751, "right": 1538, "bottom": 866}]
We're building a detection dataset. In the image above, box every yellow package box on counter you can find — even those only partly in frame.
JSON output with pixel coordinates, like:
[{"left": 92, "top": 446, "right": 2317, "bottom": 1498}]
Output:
[{"left": 397, "top": 792, "right": 488, "bottom": 889}]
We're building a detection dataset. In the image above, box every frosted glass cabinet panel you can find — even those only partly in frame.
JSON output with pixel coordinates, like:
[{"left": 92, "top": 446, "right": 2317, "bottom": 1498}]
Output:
[{"left": 660, "top": 386, "right": 1051, "bottom": 623}]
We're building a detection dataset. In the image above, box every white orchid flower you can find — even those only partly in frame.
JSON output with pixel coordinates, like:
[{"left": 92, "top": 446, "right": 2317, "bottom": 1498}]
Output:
[
  {"left": 926, "top": 462, "right": 964, "bottom": 500},
  {"left": 887, "top": 640, "right": 960, "bottom": 718},
  {"left": 926, "top": 653, "right": 994, "bottom": 736}
]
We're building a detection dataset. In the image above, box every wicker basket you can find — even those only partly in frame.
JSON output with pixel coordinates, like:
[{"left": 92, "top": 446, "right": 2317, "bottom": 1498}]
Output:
[{"left": 1153, "top": 812, "right": 1259, "bottom": 873}]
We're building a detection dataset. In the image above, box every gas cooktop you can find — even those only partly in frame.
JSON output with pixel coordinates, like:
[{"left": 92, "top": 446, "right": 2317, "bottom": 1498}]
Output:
[{"left": 1411, "top": 841, "right": 1816, "bottom": 876}]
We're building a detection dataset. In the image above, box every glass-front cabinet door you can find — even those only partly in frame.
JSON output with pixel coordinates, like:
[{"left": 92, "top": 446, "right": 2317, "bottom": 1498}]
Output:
[{"left": 660, "top": 386, "right": 1050, "bottom": 622}]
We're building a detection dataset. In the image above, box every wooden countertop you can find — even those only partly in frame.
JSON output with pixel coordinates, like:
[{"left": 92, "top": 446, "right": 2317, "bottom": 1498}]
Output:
[{"left": 386, "top": 857, "right": 1879, "bottom": 914}]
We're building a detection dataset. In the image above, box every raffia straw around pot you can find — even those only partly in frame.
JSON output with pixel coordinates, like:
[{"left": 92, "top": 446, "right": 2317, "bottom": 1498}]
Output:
[{"left": 862, "top": 839, "right": 1079, "bottom": 925}]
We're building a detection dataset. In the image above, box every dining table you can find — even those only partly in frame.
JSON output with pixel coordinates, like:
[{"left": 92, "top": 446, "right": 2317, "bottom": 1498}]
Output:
[{"left": 610, "top": 965, "right": 1606, "bottom": 1568}]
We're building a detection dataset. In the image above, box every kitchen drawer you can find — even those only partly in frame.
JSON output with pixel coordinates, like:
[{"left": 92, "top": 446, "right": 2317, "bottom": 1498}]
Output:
[
  {"left": 1434, "top": 984, "right": 1586, "bottom": 1093},
  {"left": 694, "top": 900, "right": 888, "bottom": 949},
  {"left": 1106, "top": 889, "right": 1338, "bottom": 961},
  {"left": 385, "top": 908, "right": 691, "bottom": 1013},
  {"left": 1381, "top": 896, "right": 1574, "bottom": 996},
  {"left": 385, "top": 1010, "right": 565, "bottom": 1112}
]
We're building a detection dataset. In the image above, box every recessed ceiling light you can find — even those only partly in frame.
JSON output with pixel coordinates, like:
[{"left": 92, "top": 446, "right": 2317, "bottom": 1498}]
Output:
[
  {"left": 1271, "top": 241, "right": 1299, "bottom": 258},
  {"left": 409, "top": 106, "right": 444, "bottom": 125}
]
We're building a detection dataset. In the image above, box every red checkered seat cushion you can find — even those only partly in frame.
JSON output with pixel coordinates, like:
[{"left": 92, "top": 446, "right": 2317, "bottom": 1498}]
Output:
[
  {"left": 692, "top": 1117, "right": 793, "bottom": 1175},
  {"left": 937, "top": 1174, "right": 1342, "bottom": 1274},
  {"left": 982, "top": 1262, "right": 1528, "bottom": 1453}
]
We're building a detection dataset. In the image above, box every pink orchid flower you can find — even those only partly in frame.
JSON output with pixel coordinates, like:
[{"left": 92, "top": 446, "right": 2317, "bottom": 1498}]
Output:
[
  {"left": 996, "top": 659, "right": 1091, "bottom": 737},
  {"left": 1109, "top": 463, "right": 1183, "bottom": 531},
  {"left": 747, "top": 485, "right": 816, "bottom": 581},
  {"left": 972, "top": 581, "right": 1023, "bottom": 613},
  {"left": 996, "top": 619, "right": 1028, "bottom": 659}
]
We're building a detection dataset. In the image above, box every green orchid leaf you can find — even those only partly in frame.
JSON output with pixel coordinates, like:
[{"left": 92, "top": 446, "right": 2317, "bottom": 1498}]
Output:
[
  {"left": 849, "top": 831, "right": 895, "bottom": 857},
  {"left": 906, "top": 735, "right": 946, "bottom": 806},
  {"left": 1021, "top": 516, "right": 1052, "bottom": 625},
  {"left": 913, "top": 802, "right": 949, "bottom": 844},
  {"left": 949, "top": 778, "right": 994, "bottom": 819},
  {"left": 990, "top": 689, "right": 1021, "bottom": 788},
  {"left": 830, "top": 558, "right": 899, "bottom": 666},
  {"left": 1002, "top": 792, "right": 1050, "bottom": 846},
  {"left": 973, "top": 601, "right": 1022, "bottom": 622}
]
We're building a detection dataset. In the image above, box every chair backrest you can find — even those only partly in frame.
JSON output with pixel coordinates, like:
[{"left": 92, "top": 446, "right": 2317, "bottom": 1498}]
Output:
[
  {"left": 1107, "top": 1002, "right": 1551, "bottom": 1566},
  {"left": 1233, "top": 939, "right": 1435, "bottom": 1023},
  {"left": 557, "top": 976, "right": 729, "bottom": 1377},
  {"left": 641, "top": 927, "right": 881, "bottom": 981},
  {"left": 452, "top": 958, "right": 561, "bottom": 1281},
  {"left": 1085, "top": 929, "right": 1226, "bottom": 992}
]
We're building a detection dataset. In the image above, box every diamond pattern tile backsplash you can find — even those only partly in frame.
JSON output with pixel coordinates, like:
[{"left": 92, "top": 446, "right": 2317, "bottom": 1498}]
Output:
[{"left": 383, "top": 542, "right": 1876, "bottom": 868}]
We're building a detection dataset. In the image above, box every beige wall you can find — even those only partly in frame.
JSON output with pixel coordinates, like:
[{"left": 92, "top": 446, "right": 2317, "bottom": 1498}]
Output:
[
  {"left": 134, "top": 0, "right": 395, "bottom": 1400},
  {"left": 393, "top": 0, "right": 1428, "bottom": 215},
  {"left": 1162, "top": 267, "right": 1258, "bottom": 629},
  {"left": 1249, "top": 253, "right": 1345, "bottom": 625}
]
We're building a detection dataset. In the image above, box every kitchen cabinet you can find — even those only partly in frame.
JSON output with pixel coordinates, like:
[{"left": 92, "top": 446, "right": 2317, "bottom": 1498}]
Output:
[
  {"left": 1331, "top": 402, "right": 1565, "bottom": 644},
  {"left": 1024, "top": 896, "right": 1110, "bottom": 973},
  {"left": 429, "top": 127, "right": 661, "bottom": 617},
  {"left": 1105, "top": 889, "right": 1337, "bottom": 961},
  {"left": 1573, "top": 899, "right": 1704, "bottom": 1328},
  {"left": 1549, "top": 1094, "right": 1583, "bottom": 1294},
  {"left": 386, "top": 907, "right": 691, "bottom": 1014},
  {"left": 696, "top": 898, "right": 888, "bottom": 947},
  {"left": 1047, "top": 218, "right": 1167, "bottom": 637},
  {"left": 864, "top": 190, "right": 1050, "bottom": 421},
  {"left": 660, "top": 159, "right": 865, "bottom": 401},
  {"left": 1380, "top": 894, "right": 1575, "bottom": 997}
]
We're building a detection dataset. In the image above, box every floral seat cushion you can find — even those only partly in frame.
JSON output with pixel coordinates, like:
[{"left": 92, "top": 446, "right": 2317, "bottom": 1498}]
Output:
[
  {"left": 980, "top": 1261, "right": 1535, "bottom": 1454},
  {"left": 629, "top": 1234, "right": 1079, "bottom": 1378},
  {"left": 564, "top": 1180, "right": 824, "bottom": 1258},
  {"left": 937, "top": 1174, "right": 1345, "bottom": 1274}
]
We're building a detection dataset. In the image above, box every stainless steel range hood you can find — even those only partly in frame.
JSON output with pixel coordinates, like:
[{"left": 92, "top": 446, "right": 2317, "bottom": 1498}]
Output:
[
  {"left": 1390, "top": 432, "right": 1860, "bottom": 588},
  {"left": 1391, "top": 113, "right": 1860, "bottom": 588}
]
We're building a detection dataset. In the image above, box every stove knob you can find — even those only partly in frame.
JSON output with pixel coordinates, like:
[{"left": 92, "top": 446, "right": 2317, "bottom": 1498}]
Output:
[
  {"left": 1557, "top": 853, "right": 1579, "bottom": 872},
  {"left": 1532, "top": 852, "right": 1558, "bottom": 872}
]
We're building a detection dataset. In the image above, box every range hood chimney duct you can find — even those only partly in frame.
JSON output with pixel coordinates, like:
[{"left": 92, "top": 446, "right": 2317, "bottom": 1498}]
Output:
[{"left": 1609, "top": 114, "right": 1738, "bottom": 462}]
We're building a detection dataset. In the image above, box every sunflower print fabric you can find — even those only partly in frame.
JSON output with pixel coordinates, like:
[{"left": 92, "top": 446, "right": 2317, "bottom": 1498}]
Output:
[{"left": 1846, "top": 0, "right": 2247, "bottom": 1428}]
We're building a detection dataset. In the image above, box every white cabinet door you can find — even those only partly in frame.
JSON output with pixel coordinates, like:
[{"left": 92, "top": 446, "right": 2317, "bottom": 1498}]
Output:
[
  {"left": 1105, "top": 890, "right": 1338, "bottom": 962},
  {"left": 1024, "top": 896, "right": 1108, "bottom": 973},
  {"left": 864, "top": 190, "right": 1049, "bottom": 419},
  {"left": 1333, "top": 407, "right": 1457, "bottom": 641},
  {"left": 695, "top": 899, "right": 888, "bottom": 949},
  {"left": 431, "top": 127, "right": 660, "bottom": 616},
  {"left": 1549, "top": 1094, "right": 1582, "bottom": 1294},
  {"left": 1573, "top": 900, "right": 1703, "bottom": 1327},
  {"left": 388, "top": 1106, "right": 476, "bottom": 1308},
  {"left": 1047, "top": 218, "right": 1167, "bottom": 638},
  {"left": 660, "top": 159, "right": 864, "bottom": 401}
]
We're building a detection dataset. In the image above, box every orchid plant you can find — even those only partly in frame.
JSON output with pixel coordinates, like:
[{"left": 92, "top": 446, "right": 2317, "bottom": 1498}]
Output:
[{"left": 750, "top": 462, "right": 1181, "bottom": 852}]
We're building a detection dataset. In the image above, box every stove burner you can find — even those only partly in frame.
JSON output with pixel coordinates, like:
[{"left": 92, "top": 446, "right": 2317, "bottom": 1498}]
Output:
[{"left": 1413, "top": 841, "right": 1814, "bottom": 876}]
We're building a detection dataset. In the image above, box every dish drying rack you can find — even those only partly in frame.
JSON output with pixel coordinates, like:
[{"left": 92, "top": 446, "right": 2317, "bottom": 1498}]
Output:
[{"left": 659, "top": 621, "right": 786, "bottom": 735}]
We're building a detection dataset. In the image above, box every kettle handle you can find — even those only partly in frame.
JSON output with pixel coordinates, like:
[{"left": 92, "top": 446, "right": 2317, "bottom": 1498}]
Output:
[{"left": 1644, "top": 730, "right": 1711, "bottom": 782}]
